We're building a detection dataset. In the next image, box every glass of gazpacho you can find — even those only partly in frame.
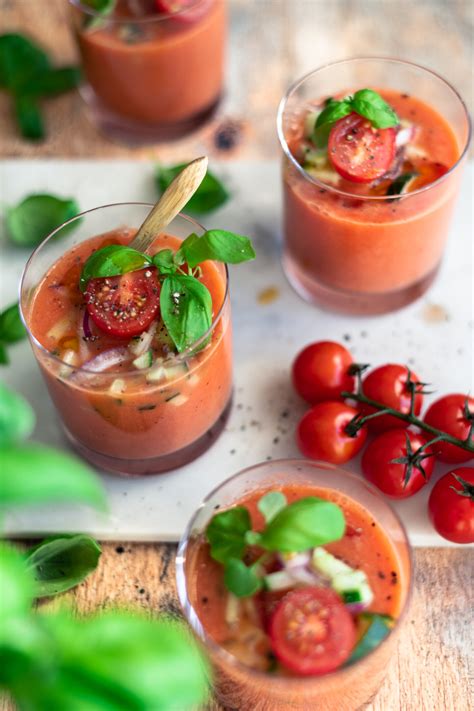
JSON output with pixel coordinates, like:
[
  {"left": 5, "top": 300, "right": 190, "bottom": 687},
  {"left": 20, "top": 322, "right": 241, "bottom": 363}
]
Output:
[
  {"left": 20, "top": 203, "right": 254, "bottom": 476},
  {"left": 177, "top": 458, "right": 412, "bottom": 711},
  {"left": 277, "top": 58, "right": 471, "bottom": 314},
  {"left": 69, "top": 0, "right": 226, "bottom": 143}
]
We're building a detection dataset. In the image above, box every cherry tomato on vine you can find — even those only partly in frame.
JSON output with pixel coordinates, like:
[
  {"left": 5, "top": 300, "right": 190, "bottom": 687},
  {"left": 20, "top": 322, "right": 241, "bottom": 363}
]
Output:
[
  {"left": 292, "top": 341, "right": 354, "bottom": 404},
  {"left": 269, "top": 587, "right": 356, "bottom": 675},
  {"left": 328, "top": 113, "right": 396, "bottom": 183},
  {"left": 85, "top": 268, "right": 160, "bottom": 338},
  {"left": 428, "top": 467, "right": 474, "bottom": 544},
  {"left": 296, "top": 401, "right": 367, "bottom": 464},
  {"left": 361, "top": 364, "right": 424, "bottom": 433},
  {"left": 361, "top": 429, "right": 434, "bottom": 498},
  {"left": 424, "top": 394, "right": 474, "bottom": 463}
]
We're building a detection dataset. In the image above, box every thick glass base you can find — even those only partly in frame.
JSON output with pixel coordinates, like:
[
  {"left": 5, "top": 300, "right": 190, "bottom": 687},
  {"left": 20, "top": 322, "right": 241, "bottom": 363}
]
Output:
[
  {"left": 283, "top": 253, "right": 441, "bottom": 315},
  {"left": 80, "top": 85, "right": 222, "bottom": 146},
  {"left": 64, "top": 395, "right": 232, "bottom": 477}
]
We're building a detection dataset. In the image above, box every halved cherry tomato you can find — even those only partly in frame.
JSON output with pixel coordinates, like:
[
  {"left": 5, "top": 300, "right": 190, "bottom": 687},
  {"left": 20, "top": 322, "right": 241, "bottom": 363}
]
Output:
[
  {"left": 269, "top": 587, "right": 356, "bottom": 675},
  {"left": 424, "top": 394, "right": 474, "bottom": 463},
  {"left": 85, "top": 268, "right": 160, "bottom": 338},
  {"left": 328, "top": 113, "right": 396, "bottom": 183},
  {"left": 361, "top": 429, "right": 434, "bottom": 499},
  {"left": 361, "top": 364, "right": 423, "bottom": 433},
  {"left": 292, "top": 341, "right": 354, "bottom": 404},
  {"left": 296, "top": 401, "right": 367, "bottom": 464},
  {"left": 428, "top": 467, "right": 474, "bottom": 544}
]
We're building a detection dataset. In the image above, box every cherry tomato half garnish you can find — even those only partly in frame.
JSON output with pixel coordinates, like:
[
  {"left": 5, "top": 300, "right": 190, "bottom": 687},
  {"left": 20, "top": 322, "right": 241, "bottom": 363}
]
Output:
[
  {"left": 84, "top": 267, "right": 160, "bottom": 338},
  {"left": 328, "top": 113, "right": 396, "bottom": 183},
  {"left": 269, "top": 587, "right": 356, "bottom": 675}
]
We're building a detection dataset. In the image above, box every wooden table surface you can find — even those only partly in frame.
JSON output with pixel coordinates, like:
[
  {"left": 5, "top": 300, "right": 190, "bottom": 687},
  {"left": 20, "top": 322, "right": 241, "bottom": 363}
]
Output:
[{"left": 1, "top": 1, "right": 473, "bottom": 710}]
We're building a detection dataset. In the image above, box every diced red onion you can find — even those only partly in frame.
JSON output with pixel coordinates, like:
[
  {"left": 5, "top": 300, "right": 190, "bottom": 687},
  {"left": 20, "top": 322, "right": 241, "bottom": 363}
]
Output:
[
  {"left": 129, "top": 321, "right": 157, "bottom": 357},
  {"left": 395, "top": 125, "right": 416, "bottom": 148},
  {"left": 345, "top": 601, "right": 370, "bottom": 613},
  {"left": 278, "top": 551, "right": 311, "bottom": 569},
  {"left": 82, "top": 309, "right": 92, "bottom": 340},
  {"left": 82, "top": 347, "right": 130, "bottom": 373}
]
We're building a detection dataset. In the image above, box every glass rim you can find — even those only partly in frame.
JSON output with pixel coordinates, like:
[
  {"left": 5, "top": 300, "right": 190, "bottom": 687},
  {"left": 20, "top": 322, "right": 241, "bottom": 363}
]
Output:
[
  {"left": 176, "top": 457, "right": 414, "bottom": 687},
  {"left": 19, "top": 201, "right": 230, "bottom": 376},
  {"left": 69, "top": 0, "right": 208, "bottom": 23},
  {"left": 276, "top": 56, "right": 472, "bottom": 202}
]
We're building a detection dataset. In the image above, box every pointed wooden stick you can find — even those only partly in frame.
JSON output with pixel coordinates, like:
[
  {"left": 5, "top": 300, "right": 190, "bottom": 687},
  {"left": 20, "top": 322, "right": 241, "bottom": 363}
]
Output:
[{"left": 130, "top": 156, "right": 208, "bottom": 253}]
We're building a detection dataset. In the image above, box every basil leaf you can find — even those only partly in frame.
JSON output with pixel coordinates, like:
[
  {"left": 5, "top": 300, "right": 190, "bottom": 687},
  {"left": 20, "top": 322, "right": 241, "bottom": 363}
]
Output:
[
  {"left": 0, "top": 33, "right": 50, "bottom": 91},
  {"left": 224, "top": 558, "right": 262, "bottom": 598},
  {"left": 14, "top": 94, "right": 44, "bottom": 141},
  {"left": 386, "top": 172, "right": 419, "bottom": 197},
  {"left": 25, "top": 535, "right": 101, "bottom": 597},
  {"left": 6, "top": 194, "right": 80, "bottom": 247},
  {"left": 156, "top": 163, "right": 229, "bottom": 214},
  {"left": 0, "top": 443, "right": 106, "bottom": 511},
  {"left": 21, "top": 67, "right": 81, "bottom": 97},
  {"left": 257, "top": 491, "right": 287, "bottom": 524},
  {"left": 0, "top": 543, "right": 36, "bottom": 619},
  {"left": 82, "top": 0, "right": 116, "bottom": 12},
  {"left": 80, "top": 245, "right": 152, "bottom": 291},
  {"left": 0, "top": 382, "right": 35, "bottom": 447},
  {"left": 152, "top": 249, "right": 177, "bottom": 275},
  {"left": 258, "top": 497, "right": 345, "bottom": 552},
  {"left": 0, "top": 302, "right": 26, "bottom": 344},
  {"left": 206, "top": 506, "right": 251, "bottom": 564},
  {"left": 160, "top": 274, "right": 212, "bottom": 353},
  {"left": 348, "top": 613, "right": 393, "bottom": 663},
  {"left": 352, "top": 89, "right": 399, "bottom": 129},
  {"left": 178, "top": 229, "right": 256, "bottom": 268},
  {"left": 313, "top": 99, "right": 352, "bottom": 147}
]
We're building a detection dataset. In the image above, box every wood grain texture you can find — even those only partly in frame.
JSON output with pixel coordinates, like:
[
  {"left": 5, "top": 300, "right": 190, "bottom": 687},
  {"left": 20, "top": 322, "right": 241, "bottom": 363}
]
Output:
[{"left": 1, "top": 1, "right": 473, "bottom": 709}]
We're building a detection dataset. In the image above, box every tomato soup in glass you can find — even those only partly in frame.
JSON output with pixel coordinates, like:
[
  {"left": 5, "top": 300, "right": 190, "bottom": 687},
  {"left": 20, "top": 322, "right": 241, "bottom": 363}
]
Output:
[
  {"left": 20, "top": 204, "right": 232, "bottom": 476},
  {"left": 177, "top": 459, "right": 412, "bottom": 711},
  {"left": 277, "top": 58, "right": 471, "bottom": 314},
  {"left": 69, "top": 0, "right": 226, "bottom": 143}
]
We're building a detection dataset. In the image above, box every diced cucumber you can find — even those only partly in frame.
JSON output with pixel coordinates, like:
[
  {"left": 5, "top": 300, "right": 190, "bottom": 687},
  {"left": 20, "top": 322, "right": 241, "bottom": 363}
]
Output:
[
  {"left": 165, "top": 393, "right": 188, "bottom": 407},
  {"left": 133, "top": 350, "right": 153, "bottom": 370},
  {"left": 47, "top": 316, "right": 74, "bottom": 341},
  {"left": 187, "top": 372, "right": 200, "bottom": 386},
  {"left": 109, "top": 378, "right": 126, "bottom": 394},
  {"left": 58, "top": 349, "right": 78, "bottom": 378},
  {"left": 146, "top": 360, "right": 165, "bottom": 383},
  {"left": 311, "top": 548, "right": 374, "bottom": 607},
  {"left": 302, "top": 148, "right": 328, "bottom": 169},
  {"left": 264, "top": 570, "right": 295, "bottom": 592},
  {"left": 225, "top": 593, "right": 240, "bottom": 626},
  {"left": 342, "top": 589, "right": 362, "bottom": 604},
  {"left": 304, "top": 165, "right": 341, "bottom": 185},
  {"left": 304, "top": 110, "right": 319, "bottom": 138},
  {"left": 347, "top": 613, "right": 393, "bottom": 664},
  {"left": 163, "top": 361, "right": 189, "bottom": 381}
]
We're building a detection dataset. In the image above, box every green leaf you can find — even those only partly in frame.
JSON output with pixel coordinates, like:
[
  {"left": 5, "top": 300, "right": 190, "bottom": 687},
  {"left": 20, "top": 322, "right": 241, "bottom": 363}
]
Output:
[
  {"left": 14, "top": 94, "right": 45, "bottom": 141},
  {"left": 0, "top": 382, "right": 35, "bottom": 446},
  {"left": 82, "top": 0, "right": 116, "bottom": 12},
  {"left": 0, "top": 302, "right": 26, "bottom": 344},
  {"left": 224, "top": 558, "right": 262, "bottom": 598},
  {"left": 0, "top": 33, "right": 50, "bottom": 91},
  {"left": 386, "top": 172, "right": 419, "bottom": 197},
  {"left": 313, "top": 98, "right": 352, "bottom": 147},
  {"left": 160, "top": 274, "right": 212, "bottom": 353},
  {"left": 152, "top": 249, "right": 177, "bottom": 275},
  {"left": 0, "top": 443, "right": 106, "bottom": 511},
  {"left": 156, "top": 163, "right": 230, "bottom": 214},
  {"left": 25, "top": 535, "right": 102, "bottom": 597},
  {"left": 6, "top": 194, "right": 80, "bottom": 247},
  {"left": 348, "top": 613, "right": 393, "bottom": 663},
  {"left": 0, "top": 543, "right": 36, "bottom": 619},
  {"left": 351, "top": 89, "right": 399, "bottom": 129},
  {"left": 0, "top": 343, "right": 8, "bottom": 365},
  {"left": 21, "top": 67, "right": 81, "bottom": 97},
  {"left": 257, "top": 491, "right": 287, "bottom": 524},
  {"left": 206, "top": 506, "right": 251, "bottom": 564},
  {"left": 258, "top": 497, "right": 345, "bottom": 552},
  {"left": 177, "top": 229, "right": 256, "bottom": 268},
  {"left": 80, "top": 245, "right": 152, "bottom": 291}
]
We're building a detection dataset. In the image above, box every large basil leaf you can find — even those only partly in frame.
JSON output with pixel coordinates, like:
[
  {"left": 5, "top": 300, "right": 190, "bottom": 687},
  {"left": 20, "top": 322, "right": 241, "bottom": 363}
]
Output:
[{"left": 160, "top": 274, "right": 212, "bottom": 353}]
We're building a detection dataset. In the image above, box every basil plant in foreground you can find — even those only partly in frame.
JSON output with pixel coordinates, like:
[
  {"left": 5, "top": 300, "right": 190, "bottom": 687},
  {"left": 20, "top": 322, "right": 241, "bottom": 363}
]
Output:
[{"left": 0, "top": 382, "right": 209, "bottom": 710}]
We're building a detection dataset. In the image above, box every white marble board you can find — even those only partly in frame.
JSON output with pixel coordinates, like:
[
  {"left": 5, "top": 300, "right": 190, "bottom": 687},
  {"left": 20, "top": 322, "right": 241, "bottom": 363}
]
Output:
[{"left": 0, "top": 159, "right": 472, "bottom": 546}]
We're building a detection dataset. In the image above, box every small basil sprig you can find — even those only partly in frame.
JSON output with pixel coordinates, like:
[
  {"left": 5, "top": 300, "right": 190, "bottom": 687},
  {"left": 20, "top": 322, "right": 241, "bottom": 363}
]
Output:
[
  {"left": 206, "top": 491, "right": 345, "bottom": 598},
  {"left": 0, "top": 302, "right": 26, "bottom": 365},
  {"left": 0, "top": 33, "right": 81, "bottom": 141},
  {"left": 313, "top": 88, "right": 399, "bottom": 148},
  {"left": 156, "top": 163, "right": 229, "bottom": 214},
  {"left": 6, "top": 194, "right": 80, "bottom": 248}
]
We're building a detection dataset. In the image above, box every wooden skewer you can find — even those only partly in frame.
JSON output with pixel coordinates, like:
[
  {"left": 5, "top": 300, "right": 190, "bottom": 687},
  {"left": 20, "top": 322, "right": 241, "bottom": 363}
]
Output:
[{"left": 129, "top": 156, "right": 208, "bottom": 254}]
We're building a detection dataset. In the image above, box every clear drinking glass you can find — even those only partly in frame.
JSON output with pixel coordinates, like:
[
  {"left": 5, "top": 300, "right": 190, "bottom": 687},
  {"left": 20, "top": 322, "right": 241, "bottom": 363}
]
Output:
[
  {"left": 20, "top": 204, "right": 232, "bottom": 476},
  {"left": 176, "top": 459, "right": 413, "bottom": 711},
  {"left": 277, "top": 58, "right": 471, "bottom": 314},
  {"left": 69, "top": 0, "right": 227, "bottom": 144}
]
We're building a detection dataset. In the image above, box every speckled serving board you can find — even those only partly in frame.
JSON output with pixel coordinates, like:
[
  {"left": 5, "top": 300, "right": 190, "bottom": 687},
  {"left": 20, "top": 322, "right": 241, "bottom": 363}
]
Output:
[{"left": 1, "top": 159, "right": 472, "bottom": 546}]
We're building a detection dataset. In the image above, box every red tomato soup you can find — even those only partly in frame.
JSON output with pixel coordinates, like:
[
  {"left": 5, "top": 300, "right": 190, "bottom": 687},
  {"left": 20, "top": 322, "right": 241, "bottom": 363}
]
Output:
[
  {"left": 71, "top": 0, "right": 226, "bottom": 126},
  {"left": 282, "top": 89, "right": 463, "bottom": 310},
  {"left": 185, "top": 483, "right": 410, "bottom": 710},
  {"left": 26, "top": 230, "right": 232, "bottom": 475}
]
